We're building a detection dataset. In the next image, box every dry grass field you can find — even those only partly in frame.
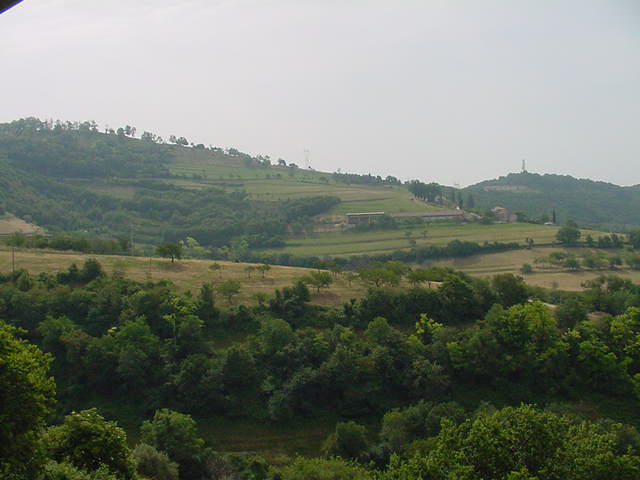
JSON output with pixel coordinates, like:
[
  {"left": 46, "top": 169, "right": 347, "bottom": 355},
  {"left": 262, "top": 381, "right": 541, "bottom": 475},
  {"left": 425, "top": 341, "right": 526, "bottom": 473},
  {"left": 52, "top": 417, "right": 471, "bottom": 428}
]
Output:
[
  {"left": 434, "top": 246, "right": 640, "bottom": 290},
  {"left": 2, "top": 244, "right": 637, "bottom": 300},
  {"left": 0, "top": 246, "right": 366, "bottom": 306},
  {"left": 0, "top": 214, "right": 41, "bottom": 235}
]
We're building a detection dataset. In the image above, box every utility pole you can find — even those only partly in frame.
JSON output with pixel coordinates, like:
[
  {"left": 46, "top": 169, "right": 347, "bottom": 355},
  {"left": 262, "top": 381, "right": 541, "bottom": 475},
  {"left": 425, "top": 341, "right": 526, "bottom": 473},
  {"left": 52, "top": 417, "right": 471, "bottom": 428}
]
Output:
[{"left": 129, "top": 223, "right": 135, "bottom": 257}]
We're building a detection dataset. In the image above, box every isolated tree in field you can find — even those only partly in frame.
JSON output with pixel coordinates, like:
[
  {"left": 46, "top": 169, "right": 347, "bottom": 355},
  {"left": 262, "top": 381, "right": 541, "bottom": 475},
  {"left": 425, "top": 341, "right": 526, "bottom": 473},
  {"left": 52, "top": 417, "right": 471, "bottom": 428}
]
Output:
[
  {"left": 209, "top": 262, "right": 224, "bottom": 279},
  {"left": 556, "top": 223, "right": 581, "bottom": 246},
  {"left": 329, "top": 262, "right": 343, "bottom": 278},
  {"left": 244, "top": 265, "right": 256, "bottom": 279},
  {"left": 421, "top": 229, "right": 428, "bottom": 239},
  {"left": 520, "top": 263, "right": 533, "bottom": 274},
  {"left": 0, "top": 320, "right": 56, "bottom": 478},
  {"left": 217, "top": 279, "right": 241, "bottom": 303},
  {"left": 344, "top": 272, "right": 358, "bottom": 287},
  {"left": 156, "top": 242, "right": 183, "bottom": 263},
  {"left": 358, "top": 267, "right": 400, "bottom": 287},
  {"left": 258, "top": 263, "right": 271, "bottom": 278},
  {"left": 304, "top": 270, "right": 333, "bottom": 293}
]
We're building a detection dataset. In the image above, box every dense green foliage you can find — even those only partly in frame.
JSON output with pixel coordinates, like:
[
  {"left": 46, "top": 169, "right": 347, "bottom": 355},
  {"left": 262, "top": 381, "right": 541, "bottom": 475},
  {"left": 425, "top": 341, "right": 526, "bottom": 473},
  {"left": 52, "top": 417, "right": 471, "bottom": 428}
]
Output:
[
  {"left": 5, "top": 258, "right": 640, "bottom": 478},
  {"left": 379, "top": 404, "right": 640, "bottom": 479},
  {"left": 44, "top": 409, "right": 135, "bottom": 480},
  {"left": 0, "top": 320, "right": 56, "bottom": 478}
]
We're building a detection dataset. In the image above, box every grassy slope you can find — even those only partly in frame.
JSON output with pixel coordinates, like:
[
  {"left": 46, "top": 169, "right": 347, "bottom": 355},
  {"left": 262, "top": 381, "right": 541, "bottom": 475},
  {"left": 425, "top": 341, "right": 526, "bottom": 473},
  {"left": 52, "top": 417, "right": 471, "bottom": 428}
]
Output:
[
  {"left": 0, "top": 214, "right": 41, "bottom": 235},
  {"left": 0, "top": 247, "right": 365, "bottom": 306}
]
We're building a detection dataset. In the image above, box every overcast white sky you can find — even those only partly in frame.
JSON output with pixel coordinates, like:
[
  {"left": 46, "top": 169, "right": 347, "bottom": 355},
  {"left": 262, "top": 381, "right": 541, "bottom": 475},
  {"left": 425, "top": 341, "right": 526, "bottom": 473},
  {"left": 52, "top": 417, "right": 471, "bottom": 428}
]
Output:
[{"left": 1, "top": 0, "right": 639, "bottom": 186}]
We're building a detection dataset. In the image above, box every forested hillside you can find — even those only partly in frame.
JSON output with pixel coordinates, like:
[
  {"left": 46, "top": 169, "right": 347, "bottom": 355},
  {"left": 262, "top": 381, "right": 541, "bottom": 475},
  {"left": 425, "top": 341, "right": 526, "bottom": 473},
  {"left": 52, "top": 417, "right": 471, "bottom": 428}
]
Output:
[
  {"left": 0, "top": 118, "right": 339, "bottom": 248},
  {"left": 465, "top": 172, "right": 640, "bottom": 229}
]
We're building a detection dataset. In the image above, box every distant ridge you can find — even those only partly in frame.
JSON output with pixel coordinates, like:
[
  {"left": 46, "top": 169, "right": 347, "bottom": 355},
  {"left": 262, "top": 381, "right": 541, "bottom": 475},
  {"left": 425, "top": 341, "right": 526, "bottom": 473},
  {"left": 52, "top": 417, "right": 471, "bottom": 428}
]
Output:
[{"left": 464, "top": 172, "right": 640, "bottom": 229}]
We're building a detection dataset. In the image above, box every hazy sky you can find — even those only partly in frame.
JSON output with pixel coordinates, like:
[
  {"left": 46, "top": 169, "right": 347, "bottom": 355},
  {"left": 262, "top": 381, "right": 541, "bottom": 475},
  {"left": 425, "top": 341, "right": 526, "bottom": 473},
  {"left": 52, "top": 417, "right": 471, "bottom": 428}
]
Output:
[{"left": 1, "top": 0, "right": 639, "bottom": 186}]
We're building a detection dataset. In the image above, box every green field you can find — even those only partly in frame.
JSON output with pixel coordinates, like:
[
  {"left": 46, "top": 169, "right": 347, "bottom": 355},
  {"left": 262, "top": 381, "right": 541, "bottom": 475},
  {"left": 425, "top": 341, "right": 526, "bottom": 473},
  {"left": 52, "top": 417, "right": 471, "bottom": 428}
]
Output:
[
  {"left": 167, "top": 149, "right": 443, "bottom": 214},
  {"left": 259, "top": 223, "right": 601, "bottom": 257}
]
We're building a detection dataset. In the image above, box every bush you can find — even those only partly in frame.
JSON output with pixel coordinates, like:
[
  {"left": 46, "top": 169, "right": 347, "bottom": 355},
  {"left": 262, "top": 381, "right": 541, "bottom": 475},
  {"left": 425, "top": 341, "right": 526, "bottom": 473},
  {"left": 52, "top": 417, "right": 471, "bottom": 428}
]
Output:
[
  {"left": 131, "top": 444, "right": 178, "bottom": 480},
  {"left": 44, "top": 409, "right": 135, "bottom": 480},
  {"left": 276, "top": 457, "right": 373, "bottom": 480},
  {"left": 322, "top": 421, "right": 369, "bottom": 461}
]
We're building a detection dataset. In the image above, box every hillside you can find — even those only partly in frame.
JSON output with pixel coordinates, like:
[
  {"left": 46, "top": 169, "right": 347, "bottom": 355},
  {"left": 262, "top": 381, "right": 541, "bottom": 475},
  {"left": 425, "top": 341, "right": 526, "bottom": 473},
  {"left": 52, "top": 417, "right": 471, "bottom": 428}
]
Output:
[
  {"left": 465, "top": 172, "right": 640, "bottom": 229},
  {"left": 0, "top": 118, "right": 445, "bottom": 250}
]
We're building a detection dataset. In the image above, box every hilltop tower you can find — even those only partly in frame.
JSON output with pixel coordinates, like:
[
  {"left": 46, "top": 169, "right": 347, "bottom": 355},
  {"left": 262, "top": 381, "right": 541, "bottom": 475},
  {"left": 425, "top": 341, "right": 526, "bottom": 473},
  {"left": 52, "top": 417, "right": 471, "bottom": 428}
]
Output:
[{"left": 521, "top": 159, "right": 527, "bottom": 173}]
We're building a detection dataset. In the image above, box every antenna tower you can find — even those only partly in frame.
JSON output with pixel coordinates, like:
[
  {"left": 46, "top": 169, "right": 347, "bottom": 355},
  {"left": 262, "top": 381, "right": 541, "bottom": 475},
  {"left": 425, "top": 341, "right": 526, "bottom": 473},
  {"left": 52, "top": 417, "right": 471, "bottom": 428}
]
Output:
[{"left": 303, "top": 149, "right": 311, "bottom": 169}]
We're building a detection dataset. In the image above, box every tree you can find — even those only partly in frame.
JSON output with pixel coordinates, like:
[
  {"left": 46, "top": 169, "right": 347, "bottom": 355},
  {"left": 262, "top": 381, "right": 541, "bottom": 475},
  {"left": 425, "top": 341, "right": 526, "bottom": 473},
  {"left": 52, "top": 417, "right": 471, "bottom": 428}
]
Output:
[
  {"left": 258, "top": 263, "right": 271, "bottom": 278},
  {"left": 244, "top": 265, "right": 256, "bottom": 279},
  {"left": 209, "top": 262, "right": 224, "bottom": 279},
  {"left": 329, "top": 262, "right": 343, "bottom": 278},
  {"left": 0, "top": 320, "right": 56, "bottom": 478},
  {"left": 156, "top": 242, "right": 183, "bottom": 263},
  {"left": 629, "top": 230, "right": 640, "bottom": 249},
  {"left": 344, "top": 272, "right": 358, "bottom": 287},
  {"left": 520, "top": 263, "right": 533, "bottom": 274},
  {"left": 556, "top": 224, "right": 581, "bottom": 246},
  {"left": 303, "top": 271, "right": 333, "bottom": 293},
  {"left": 45, "top": 409, "right": 135, "bottom": 480},
  {"left": 131, "top": 444, "right": 178, "bottom": 480},
  {"left": 322, "top": 421, "right": 369, "bottom": 461},
  {"left": 492, "top": 273, "right": 529, "bottom": 308},
  {"left": 140, "top": 409, "right": 207, "bottom": 480},
  {"left": 555, "top": 295, "right": 588, "bottom": 329},
  {"left": 358, "top": 267, "right": 400, "bottom": 288},
  {"left": 217, "top": 279, "right": 241, "bottom": 303},
  {"left": 80, "top": 258, "right": 104, "bottom": 283},
  {"left": 407, "top": 268, "right": 430, "bottom": 286},
  {"left": 380, "top": 404, "right": 640, "bottom": 480}
]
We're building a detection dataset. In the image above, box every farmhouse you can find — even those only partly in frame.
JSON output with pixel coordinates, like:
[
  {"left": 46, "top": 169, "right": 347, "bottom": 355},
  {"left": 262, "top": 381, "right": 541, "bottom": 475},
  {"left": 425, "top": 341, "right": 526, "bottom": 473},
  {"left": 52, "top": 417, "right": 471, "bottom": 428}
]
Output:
[
  {"left": 390, "top": 210, "right": 465, "bottom": 222},
  {"left": 345, "top": 212, "right": 386, "bottom": 225}
]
